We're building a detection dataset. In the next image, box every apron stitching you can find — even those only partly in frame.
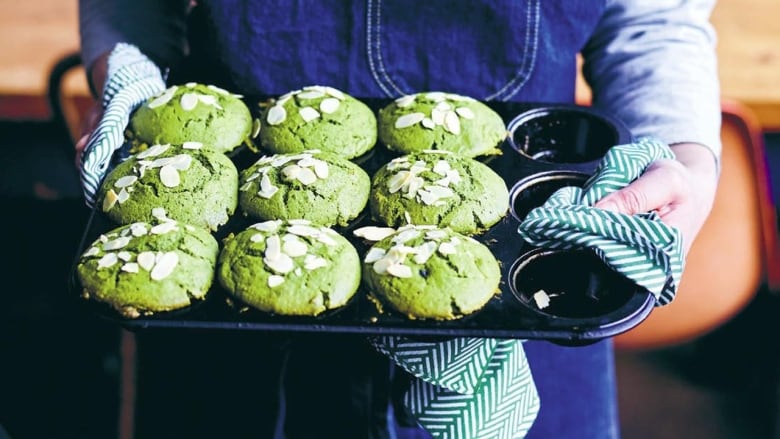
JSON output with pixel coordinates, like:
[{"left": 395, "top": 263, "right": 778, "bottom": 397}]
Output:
[
  {"left": 374, "top": 0, "right": 407, "bottom": 96},
  {"left": 502, "top": 0, "right": 541, "bottom": 100},
  {"left": 366, "top": 0, "right": 403, "bottom": 97},
  {"left": 484, "top": 0, "right": 540, "bottom": 101}
]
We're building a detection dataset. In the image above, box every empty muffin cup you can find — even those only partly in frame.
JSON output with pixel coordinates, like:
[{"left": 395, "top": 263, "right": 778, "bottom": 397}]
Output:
[
  {"left": 508, "top": 249, "right": 636, "bottom": 319},
  {"left": 507, "top": 107, "right": 623, "bottom": 164},
  {"left": 510, "top": 171, "right": 588, "bottom": 221}
]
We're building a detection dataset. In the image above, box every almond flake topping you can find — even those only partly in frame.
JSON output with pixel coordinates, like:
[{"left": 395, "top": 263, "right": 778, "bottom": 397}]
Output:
[
  {"left": 353, "top": 226, "right": 396, "bottom": 242},
  {"left": 84, "top": 247, "right": 100, "bottom": 257},
  {"left": 268, "top": 275, "right": 285, "bottom": 288},
  {"left": 421, "top": 118, "right": 435, "bottom": 130},
  {"left": 250, "top": 233, "right": 265, "bottom": 243},
  {"left": 392, "top": 228, "right": 421, "bottom": 245},
  {"left": 264, "top": 235, "right": 282, "bottom": 260},
  {"left": 130, "top": 223, "right": 148, "bottom": 237},
  {"left": 455, "top": 107, "right": 475, "bottom": 119},
  {"left": 282, "top": 237, "right": 308, "bottom": 257},
  {"left": 395, "top": 95, "right": 416, "bottom": 108},
  {"left": 319, "top": 98, "right": 340, "bottom": 114},
  {"left": 252, "top": 119, "right": 261, "bottom": 138},
  {"left": 257, "top": 173, "right": 279, "bottom": 199},
  {"left": 303, "top": 255, "right": 328, "bottom": 271},
  {"left": 97, "top": 253, "right": 118, "bottom": 269},
  {"left": 198, "top": 94, "right": 223, "bottom": 110},
  {"left": 386, "top": 263, "right": 413, "bottom": 278},
  {"left": 364, "top": 247, "right": 387, "bottom": 263},
  {"left": 287, "top": 219, "right": 312, "bottom": 225},
  {"left": 115, "top": 176, "right": 138, "bottom": 188},
  {"left": 264, "top": 252, "right": 294, "bottom": 274},
  {"left": 425, "top": 92, "right": 446, "bottom": 102},
  {"left": 104, "top": 237, "right": 132, "bottom": 251},
  {"left": 121, "top": 263, "right": 140, "bottom": 273},
  {"left": 137, "top": 252, "right": 156, "bottom": 271},
  {"left": 147, "top": 86, "right": 178, "bottom": 109},
  {"left": 103, "top": 189, "right": 119, "bottom": 212},
  {"left": 151, "top": 207, "right": 169, "bottom": 221},
  {"left": 438, "top": 241, "right": 457, "bottom": 255},
  {"left": 444, "top": 111, "right": 461, "bottom": 135},
  {"left": 253, "top": 220, "right": 282, "bottom": 233},
  {"left": 207, "top": 85, "right": 230, "bottom": 95},
  {"left": 324, "top": 86, "right": 346, "bottom": 100},
  {"left": 297, "top": 90, "right": 325, "bottom": 100},
  {"left": 182, "top": 141, "right": 203, "bottom": 150},
  {"left": 413, "top": 241, "right": 438, "bottom": 264},
  {"left": 159, "top": 165, "right": 180, "bottom": 188},
  {"left": 150, "top": 221, "right": 178, "bottom": 235},
  {"left": 136, "top": 144, "right": 171, "bottom": 159},
  {"left": 180, "top": 93, "right": 199, "bottom": 111},
  {"left": 150, "top": 252, "right": 178, "bottom": 280},
  {"left": 116, "top": 188, "right": 130, "bottom": 203},
  {"left": 267, "top": 105, "right": 287, "bottom": 125},
  {"left": 395, "top": 112, "right": 426, "bottom": 129},
  {"left": 118, "top": 251, "right": 133, "bottom": 262},
  {"left": 299, "top": 107, "right": 320, "bottom": 122},
  {"left": 185, "top": 82, "right": 197, "bottom": 88},
  {"left": 533, "top": 290, "right": 551, "bottom": 309}
]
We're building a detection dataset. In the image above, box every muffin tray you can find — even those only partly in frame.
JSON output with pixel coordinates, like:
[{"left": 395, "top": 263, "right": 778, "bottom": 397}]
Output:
[{"left": 70, "top": 99, "right": 657, "bottom": 344}]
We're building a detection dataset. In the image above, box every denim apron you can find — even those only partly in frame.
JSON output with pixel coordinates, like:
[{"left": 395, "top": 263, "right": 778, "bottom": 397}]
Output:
[{"left": 178, "top": 1, "right": 617, "bottom": 438}]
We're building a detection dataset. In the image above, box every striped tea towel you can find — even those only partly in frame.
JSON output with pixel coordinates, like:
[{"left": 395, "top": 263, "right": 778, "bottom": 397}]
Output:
[
  {"left": 79, "top": 43, "right": 166, "bottom": 207},
  {"left": 518, "top": 137, "right": 685, "bottom": 305}
]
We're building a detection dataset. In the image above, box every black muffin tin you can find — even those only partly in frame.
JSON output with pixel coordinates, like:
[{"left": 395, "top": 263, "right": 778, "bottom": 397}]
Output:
[{"left": 70, "top": 99, "right": 657, "bottom": 344}]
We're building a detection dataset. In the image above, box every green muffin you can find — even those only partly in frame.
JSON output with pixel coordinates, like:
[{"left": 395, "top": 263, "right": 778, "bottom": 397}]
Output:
[
  {"left": 128, "top": 82, "right": 256, "bottom": 154},
  {"left": 258, "top": 85, "right": 377, "bottom": 158},
  {"left": 360, "top": 225, "right": 500, "bottom": 320},
  {"left": 97, "top": 143, "right": 238, "bottom": 231},
  {"left": 239, "top": 150, "right": 370, "bottom": 227},
  {"left": 370, "top": 151, "right": 509, "bottom": 234},
  {"left": 77, "top": 219, "right": 219, "bottom": 318},
  {"left": 217, "top": 220, "right": 361, "bottom": 316},
  {"left": 377, "top": 91, "right": 506, "bottom": 157}
]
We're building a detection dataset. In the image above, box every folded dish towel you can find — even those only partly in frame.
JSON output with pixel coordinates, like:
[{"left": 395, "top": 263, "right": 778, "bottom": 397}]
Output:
[
  {"left": 517, "top": 137, "right": 684, "bottom": 305},
  {"left": 79, "top": 43, "right": 166, "bottom": 207}
]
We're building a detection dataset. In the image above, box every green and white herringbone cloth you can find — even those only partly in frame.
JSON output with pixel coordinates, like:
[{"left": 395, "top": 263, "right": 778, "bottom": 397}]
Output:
[
  {"left": 518, "top": 137, "right": 685, "bottom": 305},
  {"left": 373, "top": 138, "right": 684, "bottom": 439}
]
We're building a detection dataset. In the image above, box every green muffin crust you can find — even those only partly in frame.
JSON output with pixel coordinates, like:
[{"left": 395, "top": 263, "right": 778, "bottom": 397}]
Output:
[
  {"left": 239, "top": 150, "right": 370, "bottom": 227},
  {"left": 361, "top": 225, "right": 500, "bottom": 320},
  {"left": 258, "top": 85, "right": 377, "bottom": 159},
  {"left": 128, "top": 83, "right": 255, "bottom": 154},
  {"left": 97, "top": 143, "right": 239, "bottom": 231},
  {"left": 370, "top": 151, "right": 509, "bottom": 234},
  {"left": 217, "top": 220, "right": 361, "bottom": 316},
  {"left": 377, "top": 91, "right": 506, "bottom": 157},
  {"left": 77, "top": 220, "right": 219, "bottom": 318}
]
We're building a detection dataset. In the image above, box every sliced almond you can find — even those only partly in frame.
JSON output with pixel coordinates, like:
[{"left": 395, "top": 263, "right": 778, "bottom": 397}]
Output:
[
  {"left": 425, "top": 92, "right": 446, "bottom": 102},
  {"left": 268, "top": 275, "right": 285, "bottom": 288},
  {"left": 455, "top": 107, "right": 475, "bottom": 119},
  {"left": 392, "top": 228, "right": 421, "bottom": 245},
  {"left": 102, "top": 189, "right": 119, "bottom": 212},
  {"left": 150, "top": 222, "right": 178, "bottom": 235},
  {"left": 286, "top": 225, "right": 320, "bottom": 238},
  {"left": 104, "top": 236, "right": 131, "bottom": 251},
  {"left": 117, "top": 251, "right": 133, "bottom": 262},
  {"left": 413, "top": 241, "right": 438, "bottom": 264},
  {"left": 151, "top": 207, "right": 168, "bottom": 220},
  {"left": 282, "top": 238, "right": 308, "bottom": 257},
  {"left": 258, "top": 174, "right": 279, "bottom": 199},
  {"left": 185, "top": 82, "right": 197, "bottom": 88},
  {"left": 299, "top": 107, "right": 320, "bottom": 122},
  {"left": 296, "top": 167, "right": 317, "bottom": 185},
  {"left": 394, "top": 95, "right": 416, "bottom": 108},
  {"left": 115, "top": 175, "right": 138, "bottom": 188},
  {"left": 264, "top": 253, "right": 294, "bottom": 274},
  {"left": 97, "top": 253, "right": 118, "bottom": 269},
  {"left": 136, "top": 144, "right": 170, "bottom": 159},
  {"left": 137, "top": 252, "right": 156, "bottom": 271},
  {"left": 324, "top": 87, "right": 346, "bottom": 100},
  {"left": 198, "top": 94, "right": 221, "bottom": 109},
  {"left": 170, "top": 154, "right": 192, "bottom": 170},
  {"left": 319, "top": 98, "right": 340, "bottom": 114},
  {"left": 297, "top": 90, "right": 325, "bottom": 100},
  {"left": 386, "top": 263, "right": 413, "bottom": 278},
  {"left": 431, "top": 108, "right": 446, "bottom": 125},
  {"left": 117, "top": 188, "right": 131, "bottom": 204},
  {"left": 353, "top": 226, "right": 396, "bottom": 242},
  {"left": 130, "top": 223, "right": 148, "bottom": 237},
  {"left": 267, "top": 105, "right": 287, "bottom": 125},
  {"left": 444, "top": 111, "right": 461, "bottom": 135},
  {"left": 151, "top": 252, "right": 178, "bottom": 280},
  {"left": 421, "top": 118, "right": 435, "bottom": 130},
  {"left": 264, "top": 235, "right": 282, "bottom": 260},
  {"left": 312, "top": 160, "right": 329, "bottom": 179},
  {"left": 250, "top": 233, "right": 265, "bottom": 243},
  {"left": 395, "top": 112, "right": 425, "bottom": 129},
  {"left": 281, "top": 164, "right": 302, "bottom": 180},
  {"left": 288, "top": 219, "right": 312, "bottom": 226},
  {"left": 83, "top": 247, "right": 100, "bottom": 257},
  {"left": 182, "top": 141, "right": 203, "bottom": 150},
  {"left": 159, "top": 165, "right": 180, "bottom": 188},
  {"left": 121, "top": 263, "right": 140, "bottom": 273},
  {"left": 252, "top": 220, "right": 282, "bottom": 233},
  {"left": 438, "top": 241, "right": 457, "bottom": 255},
  {"left": 372, "top": 257, "right": 392, "bottom": 275},
  {"left": 432, "top": 160, "right": 451, "bottom": 176},
  {"left": 435, "top": 101, "right": 452, "bottom": 111},
  {"left": 207, "top": 84, "right": 230, "bottom": 95},
  {"left": 147, "top": 86, "right": 178, "bottom": 109},
  {"left": 303, "top": 254, "right": 328, "bottom": 271},
  {"left": 425, "top": 229, "right": 448, "bottom": 240},
  {"left": 364, "top": 247, "right": 387, "bottom": 263},
  {"left": 180, "top": 93, "right": 199, "bottom": 111},
  {"left": 533, "top": 290, "right": 551, "bottom": 309}
]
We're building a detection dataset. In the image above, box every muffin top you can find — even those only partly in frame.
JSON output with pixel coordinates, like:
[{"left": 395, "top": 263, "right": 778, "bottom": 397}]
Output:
[
  {"left": 258, "top": 85, "right": 377, "bottom": 159},
  {"left": 370, "top": 150, "right": 509, "bottom": 234},
  {"left": 98, "top": 143, "right": 238, "bottom": 231},
  {"left": 359, "top": 225, "right": 500, "bottom": 320},
  {"left": 77, "top": 217, "right": 219, "bottom": 318},
  {"left": 128, "top": 82, "right": 255, "bottom": 154},
  {"left": 239, "top": 150, "right": 370, "bottom": 226},
  {"left": 377, "top": 91, "right": 506, "bottom": 157},
  {"left": 217, "top": 219, "right": 361, "bottom": 316}
]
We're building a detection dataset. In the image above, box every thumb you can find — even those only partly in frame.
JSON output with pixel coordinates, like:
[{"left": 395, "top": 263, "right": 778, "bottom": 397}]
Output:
[{"left": 594, "top": 160, "right": 685, "bottom": 215}]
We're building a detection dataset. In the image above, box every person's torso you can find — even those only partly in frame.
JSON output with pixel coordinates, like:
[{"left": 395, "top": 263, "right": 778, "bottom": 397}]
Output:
[{"left": 183, "top": 0, "right": 606, "bottom": 103}]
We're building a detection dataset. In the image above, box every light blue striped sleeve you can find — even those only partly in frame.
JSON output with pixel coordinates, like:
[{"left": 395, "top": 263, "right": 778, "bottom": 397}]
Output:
[{"left": 582, "top": 0, "right": 721, "bottom": 163}]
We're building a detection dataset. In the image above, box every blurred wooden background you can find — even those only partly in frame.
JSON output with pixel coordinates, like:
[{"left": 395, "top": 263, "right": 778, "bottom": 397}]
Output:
[{"left": 1, "top": 0, "right": 780, "bottom": 128}]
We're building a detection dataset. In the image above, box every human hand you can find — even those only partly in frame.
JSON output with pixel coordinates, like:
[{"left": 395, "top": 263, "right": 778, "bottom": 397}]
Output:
[{"left": 593, "top": 142, "right": 719, "bottom": 254}]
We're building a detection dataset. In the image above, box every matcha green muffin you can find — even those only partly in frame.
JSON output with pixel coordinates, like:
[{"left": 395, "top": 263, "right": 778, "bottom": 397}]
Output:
[
  {"left": 128, "top": 82, "right": 256, "bottom": 154},
  {"left": 377, "top": 91, "right": 506, "bottom": 157},
  {"left": 97, "top": 143, "right": 238, "bottom": 231},
  {"left": 360, "top": 225, "right": 500, "bottom": 320},
  {"left": 217, "top": 219, "right": 361, "bottom": 316},
  {"left": 370, "top": 151, "right": 509, "bottom": 234},
  {"left": 258, "top": 85, "right": 377, "bottom": 159},
  {"left": 239, "top": 150, "right": 370, "bottom": 227},
  {"left": 77, "top": 219, "right": 219, "bottom": 318}
]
